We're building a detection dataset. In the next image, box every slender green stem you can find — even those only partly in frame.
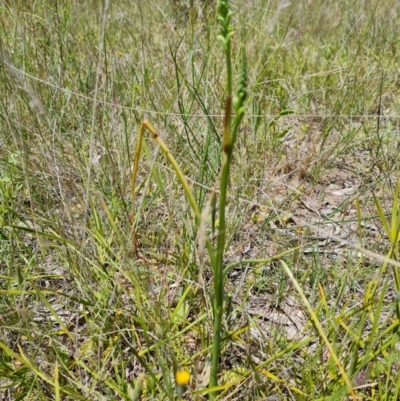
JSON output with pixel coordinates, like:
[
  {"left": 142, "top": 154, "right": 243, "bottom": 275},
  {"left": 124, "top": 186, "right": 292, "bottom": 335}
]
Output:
[
  {"left": 209, "top": 97, "right": 232, "bottom": 394},
  {"left": 223, "top": 244, "right": 308, "bottom": 277}
]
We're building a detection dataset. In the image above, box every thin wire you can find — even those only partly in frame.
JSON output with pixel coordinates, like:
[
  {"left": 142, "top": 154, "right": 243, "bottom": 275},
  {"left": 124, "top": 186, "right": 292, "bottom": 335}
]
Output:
[{"left": 3, "top": 61, "right": 400, "bottom": 119}]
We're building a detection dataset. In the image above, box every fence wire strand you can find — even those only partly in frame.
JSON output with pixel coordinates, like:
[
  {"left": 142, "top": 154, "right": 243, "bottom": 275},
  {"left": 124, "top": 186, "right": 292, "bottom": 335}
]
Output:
[{"left": 3, "top": 61, "right": 400, "bottom": 120}]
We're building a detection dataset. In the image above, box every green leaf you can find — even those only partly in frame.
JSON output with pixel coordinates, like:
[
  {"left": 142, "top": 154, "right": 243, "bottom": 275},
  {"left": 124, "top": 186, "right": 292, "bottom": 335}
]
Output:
[{"left": 373, "top": 192, "right": 391, "bottom": 241}]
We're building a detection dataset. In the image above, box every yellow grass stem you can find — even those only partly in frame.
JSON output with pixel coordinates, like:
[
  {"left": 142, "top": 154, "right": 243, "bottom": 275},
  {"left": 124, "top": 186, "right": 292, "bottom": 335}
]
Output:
[
  {"left": 279, "top": 259, "right": 357, "bottom": 400},
  {"left": 130, "top": 120, "right": 215, "bottom": 264}
]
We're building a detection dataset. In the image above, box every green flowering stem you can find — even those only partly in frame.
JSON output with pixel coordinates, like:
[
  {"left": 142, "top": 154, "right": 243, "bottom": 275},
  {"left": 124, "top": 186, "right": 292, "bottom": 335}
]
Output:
[
  {"left": 131, "top": 3, "right": 247, "bottom": 398},
  {"left": 210, "top": 97, "right": 232, "bottom": 394},
  {"left": 209, "top": 2, "right": 248, "bottom": 398}
]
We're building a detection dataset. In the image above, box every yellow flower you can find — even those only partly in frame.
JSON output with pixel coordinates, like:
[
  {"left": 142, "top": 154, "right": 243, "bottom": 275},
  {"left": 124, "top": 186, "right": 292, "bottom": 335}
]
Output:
[{"left": 176, "top": 370, "right": 190, "bottom": 386}]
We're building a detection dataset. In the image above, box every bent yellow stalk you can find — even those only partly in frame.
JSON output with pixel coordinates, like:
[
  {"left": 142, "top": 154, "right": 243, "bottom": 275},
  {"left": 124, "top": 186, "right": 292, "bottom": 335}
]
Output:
[
  {"left": 130, "top": 120, "right": 200, "bottom": 222},
  {"left": 130, "top": 120, "right": 215, "bottom": 264}
]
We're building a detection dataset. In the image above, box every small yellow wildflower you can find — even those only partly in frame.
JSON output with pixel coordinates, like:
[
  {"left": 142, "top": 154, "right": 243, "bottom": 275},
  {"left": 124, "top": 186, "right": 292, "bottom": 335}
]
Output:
[{"left": 175, "top": 370, "right": 190, "bottom": 386}]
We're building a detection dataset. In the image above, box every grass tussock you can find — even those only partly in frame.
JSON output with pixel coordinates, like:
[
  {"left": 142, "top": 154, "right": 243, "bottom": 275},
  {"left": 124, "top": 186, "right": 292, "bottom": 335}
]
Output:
[{"left": 1, "top": 0, "right": 400, "bottom": 400}]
